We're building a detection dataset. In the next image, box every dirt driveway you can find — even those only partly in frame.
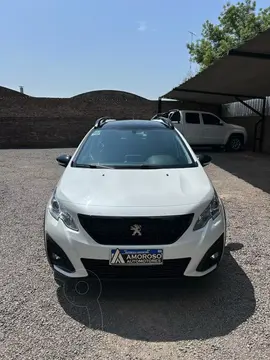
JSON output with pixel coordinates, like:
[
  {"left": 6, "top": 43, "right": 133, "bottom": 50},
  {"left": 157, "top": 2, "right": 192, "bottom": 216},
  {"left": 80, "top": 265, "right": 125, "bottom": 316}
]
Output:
[{"left": 0, "top": 149, "right": 270, "bottom": 360}]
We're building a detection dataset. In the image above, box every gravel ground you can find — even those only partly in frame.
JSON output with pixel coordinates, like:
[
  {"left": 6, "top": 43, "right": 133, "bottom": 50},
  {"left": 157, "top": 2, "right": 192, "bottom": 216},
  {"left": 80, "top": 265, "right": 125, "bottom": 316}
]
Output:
[{"left": 1, "top": 149, "right": 270, "bottom": 360}]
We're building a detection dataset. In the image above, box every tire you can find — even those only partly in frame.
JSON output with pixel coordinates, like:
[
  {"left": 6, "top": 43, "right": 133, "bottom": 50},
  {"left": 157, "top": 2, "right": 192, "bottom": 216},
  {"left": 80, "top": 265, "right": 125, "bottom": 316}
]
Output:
[{"left": 225, "top": 135, "right": 244, "bottom": 152}]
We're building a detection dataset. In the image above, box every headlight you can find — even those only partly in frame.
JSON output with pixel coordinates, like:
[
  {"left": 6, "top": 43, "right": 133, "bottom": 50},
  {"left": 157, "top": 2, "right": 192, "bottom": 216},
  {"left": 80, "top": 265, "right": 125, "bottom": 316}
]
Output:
[
  {"left": 193, "top": 191, "right": 221, "bottom": 231},
  {"left": 48, "top": 189, "right": 79, "bottom": 231}
]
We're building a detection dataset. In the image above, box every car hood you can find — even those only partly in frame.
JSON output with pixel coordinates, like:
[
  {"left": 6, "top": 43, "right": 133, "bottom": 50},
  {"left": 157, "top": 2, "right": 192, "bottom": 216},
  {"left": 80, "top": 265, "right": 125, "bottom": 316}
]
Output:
[
  {"left": 228, "top": 123, "right": 246, "bottom": 132},
  {"left": 56, "top": 167, "right": 214, "bottom": 210}
]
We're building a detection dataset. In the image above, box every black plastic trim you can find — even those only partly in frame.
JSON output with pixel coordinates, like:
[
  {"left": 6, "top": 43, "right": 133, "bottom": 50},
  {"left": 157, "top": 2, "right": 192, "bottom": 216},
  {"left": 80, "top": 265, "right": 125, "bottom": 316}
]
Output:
[
  {"left": 196, "top": 234, "right": 225, "bottom": 272},
  {"left": 45, "top": 234, "right": 75, "bottom": 273},
  {"left": 81, "top": 258, "right": 191, "bottom": 280},
  {"left": 94, "top": 116, "right": 115, "bottom": 128},
  {"left": 78, "top": 214, "right": 194, "bottom": 246}
]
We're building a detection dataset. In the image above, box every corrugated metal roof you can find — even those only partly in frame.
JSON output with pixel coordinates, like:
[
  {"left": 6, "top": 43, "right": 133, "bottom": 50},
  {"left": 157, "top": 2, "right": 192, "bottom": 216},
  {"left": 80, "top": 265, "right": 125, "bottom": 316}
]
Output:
[{"left": 161, "top": 28, "right": 270, "bottom": 105}]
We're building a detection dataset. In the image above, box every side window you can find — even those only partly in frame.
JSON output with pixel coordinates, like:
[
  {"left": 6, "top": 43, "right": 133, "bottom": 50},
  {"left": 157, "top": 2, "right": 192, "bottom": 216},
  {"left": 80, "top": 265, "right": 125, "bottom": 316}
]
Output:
[
  {"left": 202, "top": 113, "right": 221, "bottom": 125},
  {"left": 185, "top": 112, "right": 200, "bottom": 124}
]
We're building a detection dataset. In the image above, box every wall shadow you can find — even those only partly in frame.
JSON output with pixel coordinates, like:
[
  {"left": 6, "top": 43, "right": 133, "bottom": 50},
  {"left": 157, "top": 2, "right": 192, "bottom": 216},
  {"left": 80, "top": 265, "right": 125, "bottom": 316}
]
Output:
[
  {"left": 56, "top": 245, "right": 255, "bottom": 342},
  {"left": 194, "top": 148, "right": 270, "bottom": 194}
]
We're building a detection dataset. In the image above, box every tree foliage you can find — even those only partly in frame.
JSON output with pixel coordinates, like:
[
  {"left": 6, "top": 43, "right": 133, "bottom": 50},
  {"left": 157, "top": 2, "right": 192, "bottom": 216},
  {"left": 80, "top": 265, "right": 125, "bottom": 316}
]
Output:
[{"left": 187, "top": 0, "right": 270, "bottom": 71}]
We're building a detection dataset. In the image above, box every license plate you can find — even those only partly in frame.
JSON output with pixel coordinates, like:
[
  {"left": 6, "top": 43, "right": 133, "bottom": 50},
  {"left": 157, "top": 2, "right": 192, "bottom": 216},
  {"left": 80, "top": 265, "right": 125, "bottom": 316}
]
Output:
[{"left": 110, "top": 248, "right": 163, "bottom": 266}]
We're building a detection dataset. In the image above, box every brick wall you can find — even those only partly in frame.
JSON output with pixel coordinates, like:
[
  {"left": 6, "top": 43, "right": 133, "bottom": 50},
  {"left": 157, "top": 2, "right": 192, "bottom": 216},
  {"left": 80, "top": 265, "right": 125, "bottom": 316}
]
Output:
[
  {"left": 1, "top": 87, "right": 270, "bottom": 151},
  {"left": 0, "top": 89, "right": 220, "bottom": 148}
]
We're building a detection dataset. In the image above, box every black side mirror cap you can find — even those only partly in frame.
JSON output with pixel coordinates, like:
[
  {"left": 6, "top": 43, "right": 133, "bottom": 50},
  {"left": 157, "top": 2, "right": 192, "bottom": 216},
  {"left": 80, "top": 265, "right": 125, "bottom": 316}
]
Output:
[
  {"left": 56, "top": 154, "right": 72, "bottom": 167},
  {"left": 197, "top": 154, "right": 212, "bottom": 167}
]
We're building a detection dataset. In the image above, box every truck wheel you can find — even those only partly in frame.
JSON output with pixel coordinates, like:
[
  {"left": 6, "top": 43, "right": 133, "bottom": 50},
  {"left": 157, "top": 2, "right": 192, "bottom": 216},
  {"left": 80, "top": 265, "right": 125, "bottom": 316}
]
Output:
[{"left": 226, "top": 135, "right": 243, "bottom": 152}]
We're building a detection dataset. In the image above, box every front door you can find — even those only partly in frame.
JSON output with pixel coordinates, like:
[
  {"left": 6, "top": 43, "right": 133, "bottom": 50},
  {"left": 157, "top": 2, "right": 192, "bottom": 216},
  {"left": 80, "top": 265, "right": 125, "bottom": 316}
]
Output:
[
  {"left": 181, "top": 112, "right": 203, "bottom": 145},
  {"left": 201, "top": 113, "right": 225, "bottom": 145}
]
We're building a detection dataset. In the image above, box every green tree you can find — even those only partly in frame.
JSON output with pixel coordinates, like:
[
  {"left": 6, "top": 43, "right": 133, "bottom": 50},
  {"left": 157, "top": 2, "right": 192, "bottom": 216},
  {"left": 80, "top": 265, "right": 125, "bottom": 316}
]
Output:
[{"left": 187, "top": 0, "right": 270, "bottom": 71}]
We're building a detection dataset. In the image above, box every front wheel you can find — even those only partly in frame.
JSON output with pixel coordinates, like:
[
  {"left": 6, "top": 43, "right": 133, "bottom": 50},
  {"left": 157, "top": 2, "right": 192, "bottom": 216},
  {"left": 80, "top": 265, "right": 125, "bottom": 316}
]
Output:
[{"left": 225, "top": 135, "right": 244, "bottom": 152}]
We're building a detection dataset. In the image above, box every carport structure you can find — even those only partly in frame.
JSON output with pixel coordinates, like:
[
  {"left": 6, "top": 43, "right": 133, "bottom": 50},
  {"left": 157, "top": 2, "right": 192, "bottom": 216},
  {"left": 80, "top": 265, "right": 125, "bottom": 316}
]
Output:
[{"left": 159, "top": 27, "right": 270, "bottom": 152}]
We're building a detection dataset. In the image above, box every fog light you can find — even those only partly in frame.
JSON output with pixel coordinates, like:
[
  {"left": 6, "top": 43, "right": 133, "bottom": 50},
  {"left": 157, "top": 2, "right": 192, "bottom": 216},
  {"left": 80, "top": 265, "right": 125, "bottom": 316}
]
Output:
[
  {"left": 52, "top": 253, "right": 61, "bottom": 261},
  {"left": 210, "top": 252, "right": 219, "bottom": 260},
  {"left": 46, "top": 234, "right": 76, "bottom": 273},
  {"left": 196, "top": 235, "right": 225, "bottom": 272}
]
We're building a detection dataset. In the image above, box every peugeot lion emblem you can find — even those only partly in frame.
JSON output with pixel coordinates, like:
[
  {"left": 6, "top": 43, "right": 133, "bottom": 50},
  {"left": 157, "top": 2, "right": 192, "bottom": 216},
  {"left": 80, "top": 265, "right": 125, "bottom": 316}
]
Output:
[{"left": 130, "top": 224, "right": 142, "bottom": 236}]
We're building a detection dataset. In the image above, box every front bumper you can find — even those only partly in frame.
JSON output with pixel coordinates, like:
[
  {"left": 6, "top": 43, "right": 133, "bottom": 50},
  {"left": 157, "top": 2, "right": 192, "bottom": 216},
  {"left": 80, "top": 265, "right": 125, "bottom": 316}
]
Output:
[{"left": 44, "top": 203, "right": 226, "bottom": 280}]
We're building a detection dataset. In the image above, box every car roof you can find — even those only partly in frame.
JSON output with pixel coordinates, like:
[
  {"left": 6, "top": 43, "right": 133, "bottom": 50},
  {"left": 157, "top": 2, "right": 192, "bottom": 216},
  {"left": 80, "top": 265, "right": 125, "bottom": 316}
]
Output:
[{"left": 99, "top": 119, "right": 171, "bottom": 130}]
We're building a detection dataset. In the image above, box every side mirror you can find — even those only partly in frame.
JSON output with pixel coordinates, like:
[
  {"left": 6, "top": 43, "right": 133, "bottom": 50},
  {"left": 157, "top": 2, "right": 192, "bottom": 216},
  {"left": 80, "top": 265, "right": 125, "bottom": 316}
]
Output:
[
  {"left": 56, "top": 154, "right": 72, "bottom": 167},
  {"left": 197, "top": 154, "right": 212, "bottom": 167}
]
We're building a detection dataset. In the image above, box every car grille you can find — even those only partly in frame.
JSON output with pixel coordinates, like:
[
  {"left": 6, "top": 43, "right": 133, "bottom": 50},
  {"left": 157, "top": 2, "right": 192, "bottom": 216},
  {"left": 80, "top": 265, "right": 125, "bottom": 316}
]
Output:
[
  {"left": 81, "top": 258, "right": 191, "bottom": 279},
  {"left": 77, "top": 214, "right": 194, "bottom": 245}
]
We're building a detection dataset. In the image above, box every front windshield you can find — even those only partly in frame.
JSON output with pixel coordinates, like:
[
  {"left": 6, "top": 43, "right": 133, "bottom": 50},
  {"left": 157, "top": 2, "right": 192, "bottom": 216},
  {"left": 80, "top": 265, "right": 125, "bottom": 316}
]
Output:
[{"left": 73, "top": 127, "right": 197, "bottom": 169}]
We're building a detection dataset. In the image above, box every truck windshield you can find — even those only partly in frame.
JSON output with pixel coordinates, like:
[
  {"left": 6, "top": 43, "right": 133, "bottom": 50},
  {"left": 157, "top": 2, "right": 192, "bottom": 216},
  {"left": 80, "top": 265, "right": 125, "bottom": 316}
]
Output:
[{"left": 72, "top": 127, "right": 197, "bottom": 169}]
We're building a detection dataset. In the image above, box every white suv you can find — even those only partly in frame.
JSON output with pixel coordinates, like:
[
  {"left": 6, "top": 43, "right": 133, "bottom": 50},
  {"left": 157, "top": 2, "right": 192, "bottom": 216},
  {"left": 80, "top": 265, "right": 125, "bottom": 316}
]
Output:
[
  {"left": 44, "top": 116, "right": 226, "bottom": 282},
  {"left": 153, "top": 110, "right": 248, "bottom": 151}
]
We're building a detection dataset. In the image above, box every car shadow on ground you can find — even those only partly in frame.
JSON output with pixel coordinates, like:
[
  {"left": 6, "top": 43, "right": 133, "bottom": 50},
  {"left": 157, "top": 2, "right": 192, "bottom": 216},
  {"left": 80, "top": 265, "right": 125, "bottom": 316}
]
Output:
[
  {"left": 56, "top": 244, "right": 255, "bottom": 341},
  {"left": 193, "top": 147, "right": 270, "bottom": 195}
]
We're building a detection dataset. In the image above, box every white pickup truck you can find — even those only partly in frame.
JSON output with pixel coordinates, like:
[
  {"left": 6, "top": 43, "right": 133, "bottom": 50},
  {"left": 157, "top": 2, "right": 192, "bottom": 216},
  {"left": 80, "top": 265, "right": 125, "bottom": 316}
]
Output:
[{"left": 153, "top": 109, "right": 248, "bottom": 151}]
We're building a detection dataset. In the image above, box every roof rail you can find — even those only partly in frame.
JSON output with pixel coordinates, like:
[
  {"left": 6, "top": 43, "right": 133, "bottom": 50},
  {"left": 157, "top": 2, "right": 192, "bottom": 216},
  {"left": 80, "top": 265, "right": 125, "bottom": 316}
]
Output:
[
  {"left": 151, "top": 112, "right": 167, "bottom": 119},
  {"left": 94, "top": 116, "right": 116, "bottom": 128},
  {"left": 150, "top": 115, "right": 174, "bottom": 129}
]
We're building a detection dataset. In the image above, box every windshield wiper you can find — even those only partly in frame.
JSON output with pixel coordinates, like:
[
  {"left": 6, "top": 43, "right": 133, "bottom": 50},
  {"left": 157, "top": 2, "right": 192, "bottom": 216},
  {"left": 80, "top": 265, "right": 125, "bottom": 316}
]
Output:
[{"left": 73, "top": 163, "right": 114, "bottom": 169}]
